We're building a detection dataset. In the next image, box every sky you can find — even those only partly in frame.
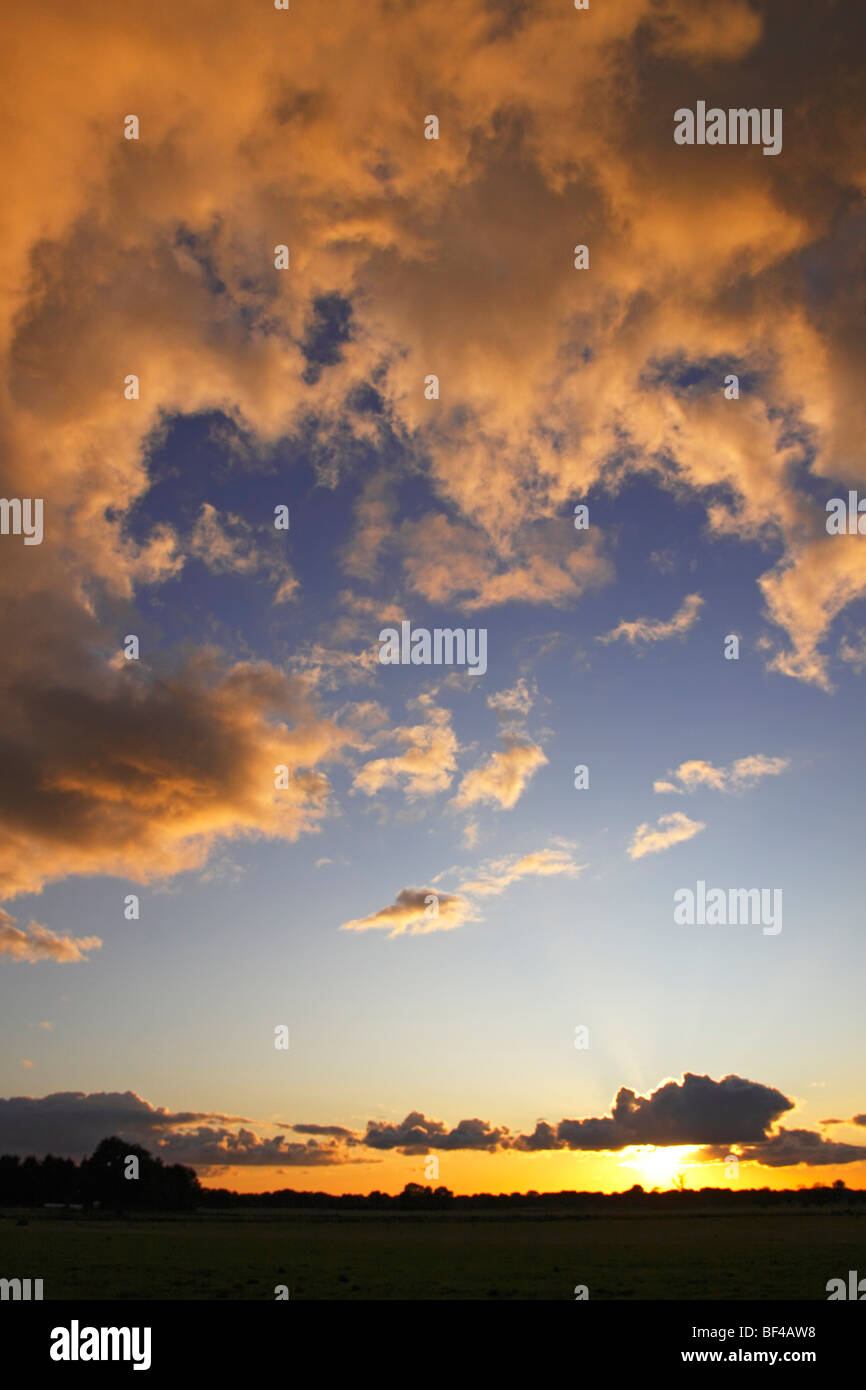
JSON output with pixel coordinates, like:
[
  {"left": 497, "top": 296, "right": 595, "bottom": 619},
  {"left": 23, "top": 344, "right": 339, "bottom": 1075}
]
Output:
[{"left": 1, "top": 0, "right": 866, "bottom": 1196}]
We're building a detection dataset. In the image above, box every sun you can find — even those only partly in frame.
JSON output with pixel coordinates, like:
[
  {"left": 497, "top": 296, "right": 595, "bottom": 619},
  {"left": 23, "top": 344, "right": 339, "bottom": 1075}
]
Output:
[{"left": 620, "top": 1145, "right": 696, "bottom": 1189}]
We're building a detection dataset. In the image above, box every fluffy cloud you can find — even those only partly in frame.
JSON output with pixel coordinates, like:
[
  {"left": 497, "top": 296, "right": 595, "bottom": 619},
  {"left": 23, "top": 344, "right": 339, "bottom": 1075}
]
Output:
[
  {"left": 398, "top": 516, "right": 613, "bottom": 611},
  {"left": 360, "top": 1111, "right": 509, "bottom": 1153},
  {"left": 339, "top": 844, "right": 583, "bottom": 936},
  {"left": 0, "top": 1088, "right": 510, "bottom": 1165},
  {"left": 839, "top": 631, "right": 866, "bottom": 673},
  {"left": 150, "top": 1127, "right": 355, "bottom": 1169},
  {"left": 654, "top": 754, "right": 789, "bottom": 795},
  {"left": 627, "top": 811, "right": 705, "bottom": 859},
  {"left": 0, "top": 1090, "right": 368, "bottom": 1168},
  {"left": 0, "top": 1091, "right": 249, "bottom": 1160},
  {"left": 0, "top": 640, "right": 354, "bottom": 900},
  {"left": 188, "top": 503, "right": 298, "bottom": 602},
  {"left": 339, "top": 887, "right": 477, "bottom": 938},
  {"left": 1, "top": 0, "right": 865, "bottom": 912},
  {"left": 720, "top": 1128, "right": 866, "bottom": 1168},
  {"left": 487, "top": 678, "right": 536, "bottom": 721},
  {"left": 352, "top": 701, "right": 459, "bottom": 798},
  {"left": 7, "top": 1079, "right": 858, "bottom": 1171},
  {"left": 0, "top": 910, "right": 101, "bottom": 964},
  {"left": 759, "top": 535, "right": 866, "bottom": 692},
  {"left": 289, "top": 641, "right": 380, "bottom": 692},
  {"left": 1, "top": 36, "right": 863, "bottom": 464},
  {"left": 598, "top": 594, "right": 704, "bottom": 647},
  {"left": 515, "top": 1074, "right": 794, "bottom": 1152},
  {"left": 452, "top": 738, "right": 548, "bottom": 811},
  {"left": 459, "top": 847, "right": 582, "bottom": 897}
]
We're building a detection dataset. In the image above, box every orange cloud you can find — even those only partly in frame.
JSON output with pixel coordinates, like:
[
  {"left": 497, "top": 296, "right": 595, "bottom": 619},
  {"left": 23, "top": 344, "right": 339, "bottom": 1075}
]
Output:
[
  {"left": 759, "top": 535, "right": 866, "bottom": 691},
  {"left": 628, "top": 812, "right": 706, "bottom": 859},
  {"left": 0, "top": 634, "right": 356, "bottom": 900},
  {"left": 599, "top": 594, "right": 704, "bottom": 646},
  {"left": 0, "top": 0, "right": 864, "bottom": 911},
  {"left": 0, "top": 910, "right": 102, "bottom": 964},
  {"left": 655, "top": 754, "right": 789, "bottom": 794},
  {"left": 352, "top": 700, "right": 459, "bottom": 798},
  {"left": 452, "top": 738, "right": 548, "bottom": 811},
  {"left": 340, "top": 887, "right": 477, "bottom": 937},
  {"left": 459, "top": 846, "right": 583, "bottom": 897},
  {"left": 4, "top": 0, "right": 850, "bottom": 633},
  {"left": 340, "top": 843, "right": 582, "bottom": 937},
  {"left": 188, "top": 503, "right": 298, "bottom": 602}
]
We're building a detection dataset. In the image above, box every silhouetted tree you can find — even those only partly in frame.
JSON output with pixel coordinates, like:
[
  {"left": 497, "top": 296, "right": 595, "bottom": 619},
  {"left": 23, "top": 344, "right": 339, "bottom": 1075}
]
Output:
[{"left": 79, "top": 1137, "right": 201, "bottom": 1211}]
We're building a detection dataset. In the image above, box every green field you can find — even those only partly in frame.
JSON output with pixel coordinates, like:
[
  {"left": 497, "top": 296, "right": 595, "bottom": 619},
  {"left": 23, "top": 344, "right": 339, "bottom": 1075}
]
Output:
[{"left": 1, "top": 1209, "right": 862, "bottom": 1300}]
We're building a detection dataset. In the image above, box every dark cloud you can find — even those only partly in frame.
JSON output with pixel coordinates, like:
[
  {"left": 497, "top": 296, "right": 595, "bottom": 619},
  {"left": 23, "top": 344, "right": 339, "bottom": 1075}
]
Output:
[
  {"left": 341, "top": 886, "right": 475, "bottom": 937},
  {"left": 513, "top": 1120, "right": 560, "bottom": 1153},
  {"left": 301, "top": 292, "right": 353, "bottom": 385},
  {"left": 0, "top": 1091, "right": 249, "bottom": 1160},
  {"left": 514, "top": 1074, "right": 794, "bottom": 1152},
  {"left": 6, "top": 1081, "right": 858, "bottom": 1173},
  {"left": 362, "top": 1111, "right": 510, "bottom": 1153},
  {"left": 286, "top": 1122, "right": 358, "bottom": 1139},
  {"left": 729, "top": 1128, "right": 866, "bottom": 1168},
  {"left": 0, "top": 599, "right": 353, "bottom": 901},
  {"left": 150, "top": 1127, "right": 361, "bottom": 1168},
  {"left": 0, "top": 0, "right": 863, "bottom": 937},
  {"left": 0, "top": 1091, "right": 373, "bottom": 1168}
]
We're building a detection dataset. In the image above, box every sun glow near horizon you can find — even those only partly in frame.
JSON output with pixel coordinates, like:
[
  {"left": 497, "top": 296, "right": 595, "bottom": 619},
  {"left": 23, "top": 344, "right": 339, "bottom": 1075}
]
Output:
[{"left": 620, "top": 1146, "right": 699, "bottom": 1190}]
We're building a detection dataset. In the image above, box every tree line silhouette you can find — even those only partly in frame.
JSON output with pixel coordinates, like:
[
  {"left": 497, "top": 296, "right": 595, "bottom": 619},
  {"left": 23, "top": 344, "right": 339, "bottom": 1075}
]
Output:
[
  {"left": 0, "top": 1139, "right": 861, "bottom": 1213},
  {"left": 200, "top": 1178, "right": 860, "bottom": 1212},
  {"left": 0, "top": 1138, "right": 199, "bottom": 1211}
]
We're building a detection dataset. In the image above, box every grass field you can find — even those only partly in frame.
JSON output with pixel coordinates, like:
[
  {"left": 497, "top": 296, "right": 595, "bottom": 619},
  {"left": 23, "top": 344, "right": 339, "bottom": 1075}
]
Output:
[{"left": 2, "top": 1208, "right": 863, "bottom": 1299}]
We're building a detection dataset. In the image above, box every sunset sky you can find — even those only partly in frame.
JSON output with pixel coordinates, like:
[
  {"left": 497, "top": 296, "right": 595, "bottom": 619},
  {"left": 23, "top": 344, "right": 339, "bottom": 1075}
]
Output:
[{"left": 1, "top": 0, "right": 865, "bottom": 1196}]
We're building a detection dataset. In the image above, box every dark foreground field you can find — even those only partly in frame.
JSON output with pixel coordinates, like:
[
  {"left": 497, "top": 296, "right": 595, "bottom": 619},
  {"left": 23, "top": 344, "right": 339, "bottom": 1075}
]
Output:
[{"left": 2, "top": 1208, "right": 862, "bottom": 1299}]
